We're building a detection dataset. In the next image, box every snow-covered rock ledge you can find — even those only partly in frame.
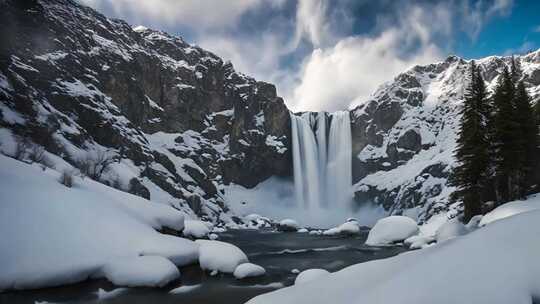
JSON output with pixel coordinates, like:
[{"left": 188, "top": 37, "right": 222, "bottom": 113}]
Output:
[{"left": 248, "top": 203, "right": 540, "bottom": 304}]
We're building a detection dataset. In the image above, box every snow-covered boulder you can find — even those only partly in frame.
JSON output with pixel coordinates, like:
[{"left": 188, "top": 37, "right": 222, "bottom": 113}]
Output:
[
  {"left": 323, "top": 221, "right": 361, "bottom": 236},
  {"left": 183, "top": 220, "right": 211, "bottom": 239},
  {"left": 209, "top": 233, "right": 219, "bottom": 240},
  {"left": 298, "top": 228, "right": 309, "bottom": 233},
  {"left": 435, "top": 219, "right": 469, "bottom": 243},
  {"left": 294, "top": 269, "right": 330, "bottom": 285},
  {"left": 278, "top": 219, "right": 299, "bottom": 232},
  {"left": 479, "top": 196, "right": 540, "bottom": 226},
  {"left": 465, "top": 215, "right": 483, "bottom": 231},
  {"left": 233, "top": 263, "right": 266, "bottom": 279},
  {"left": 195, "top": 240, "right": 248, "bottom": 274},
  {"left": 100, "top": 256, "right": 179, "bottom": 288},
  {"left": 365, "top": 216, "right": 419, "bottom": 246}
]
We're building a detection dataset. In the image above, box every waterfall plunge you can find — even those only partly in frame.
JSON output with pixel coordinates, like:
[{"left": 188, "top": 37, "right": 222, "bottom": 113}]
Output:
[{"left": 290, "top": 111, "right": 352, "bottom": 210}]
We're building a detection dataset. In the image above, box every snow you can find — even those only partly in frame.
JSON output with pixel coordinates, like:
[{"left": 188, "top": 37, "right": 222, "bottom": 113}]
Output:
[
  {"left": 248, "top": 207, "right": 540, "bottom": 304},
  {"left": 435, "top": 218, "right": 469, "bottom": 243},
  {"left": 294, "top": 269, "right": 330, "bottom": 285},
  {"left": 278, "top": 219, "right": 299, "bottom": 231},
  {"left": 98, "top": 256, "right": 179, "bottom": 287},
  {"left": 0, "top": 155, "right": 198, "bottom": 291},
  {"left": 403, "top": 235, "right": 435, "bottom": 249},
  {"left": 479, "top": 195, "right": 540, "bottom": 226},
  {"left": 233, "top": 263, "right": 266, "bottom": 279},
  {"left": 365, "top": 216, "right": 419, "bottom": 246},
  {"left": 323, "top": 221, "right": 361, "bottom": 236},
  {"left": 195, "top": 240, "right": 248, "bottom": 274},
  {"left": 183, "top": 220, "right": 211, "bottom": 239},
  {"left": 169, "top": 284, "right": 200, "bottom": 294}
]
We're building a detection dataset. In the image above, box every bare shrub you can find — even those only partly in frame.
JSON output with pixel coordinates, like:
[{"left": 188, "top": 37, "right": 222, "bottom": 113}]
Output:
[
  {"left": 59, "top": 170, "right": 74, "bottom": 188},
  {"left": 78, "top": 150, "right": 114, "bottom": 181},
  {"left": 28, "top": 145, "right": 45, "bottom": 163},
  {"left": 13, "top": 136, "right": 30, "bottom": 160}
]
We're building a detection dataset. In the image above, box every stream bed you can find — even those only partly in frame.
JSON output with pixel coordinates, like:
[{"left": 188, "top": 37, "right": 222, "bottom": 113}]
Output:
[{"left": 1, "top": 229, "right": 407, "bottom": 304}]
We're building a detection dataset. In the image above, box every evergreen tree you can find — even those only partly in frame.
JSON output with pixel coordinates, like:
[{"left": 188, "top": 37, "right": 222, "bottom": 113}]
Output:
[
  {"left": 490, "top": 66, "right": 519, "bottom": 204},
  {"left": 450, "top": 61, "right": 490, "bottom": 222}
]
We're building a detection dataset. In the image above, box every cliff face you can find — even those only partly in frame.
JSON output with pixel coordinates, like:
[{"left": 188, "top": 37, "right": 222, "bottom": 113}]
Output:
[
  {"left": 0, "top": 0, "right": 291, "bottom": 222},
  {"left": 351, "top": 52, "right": 540, "bottom": 222}
]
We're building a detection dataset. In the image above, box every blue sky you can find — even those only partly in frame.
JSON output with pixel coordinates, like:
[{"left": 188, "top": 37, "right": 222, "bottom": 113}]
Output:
[{"left": 81, "top": 0, "right": 539, "bottom": 111}]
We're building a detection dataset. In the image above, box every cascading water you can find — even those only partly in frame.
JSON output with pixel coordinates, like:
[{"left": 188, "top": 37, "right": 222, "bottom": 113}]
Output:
[{"left": 290, "top": 111, "right": 353, "bottom": 210}]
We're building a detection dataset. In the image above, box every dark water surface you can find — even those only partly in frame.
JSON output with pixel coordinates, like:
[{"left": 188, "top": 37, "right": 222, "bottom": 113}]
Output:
[{"left": 1, "top": 229, "right": 407, "bottom": 304}]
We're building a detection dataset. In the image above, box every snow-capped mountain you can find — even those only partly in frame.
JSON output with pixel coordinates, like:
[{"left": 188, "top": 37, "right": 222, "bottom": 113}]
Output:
[
  {"left": 0, "top": 0, "right": 291, "bottom": 223},
  {"left": 352, "top": 52, "right": 540, "bottom": 222},
  {"left": 1, "top": 0, "right": 539, "bottom": 224}
]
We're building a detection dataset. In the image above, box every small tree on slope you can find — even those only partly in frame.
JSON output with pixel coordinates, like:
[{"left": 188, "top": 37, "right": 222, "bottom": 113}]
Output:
[{"left": 450, "top": 61, "right": 491, "bottom": 222}]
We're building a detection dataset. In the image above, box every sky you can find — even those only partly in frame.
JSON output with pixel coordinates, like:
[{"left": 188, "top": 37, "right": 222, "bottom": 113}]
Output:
[{"left": 79, "top": 0, "right": 540, "bottom": 112}]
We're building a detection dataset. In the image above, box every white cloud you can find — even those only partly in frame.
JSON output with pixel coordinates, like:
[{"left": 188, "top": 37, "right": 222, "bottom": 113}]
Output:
[
  {"left": 289, "top": 5, "right": 447, "bottom": 112},
  {"left": 79, "top": 0, "right": 261, "bottom": 29}
]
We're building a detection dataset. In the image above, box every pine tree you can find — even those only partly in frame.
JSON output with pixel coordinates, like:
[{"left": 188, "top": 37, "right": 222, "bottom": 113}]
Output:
[
  {"left": 513, "top": 81, "right": 538, "bottom": 198},
  {"left": 490, "top": 66, "right": 519, "bottom": 204},
  {"left": 450, "top": 61, "right": 490, "bottom": 222}
]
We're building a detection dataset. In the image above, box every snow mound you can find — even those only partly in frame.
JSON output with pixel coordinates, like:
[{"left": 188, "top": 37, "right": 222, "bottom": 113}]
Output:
[
  {"left": 479, "top": 195, "right": 540, "bottom": 226},
  {"left": 365, "top": 216, "right": 419, "bottom": 246},
  {"left": 100, "top": 256, "right": 179, "bottom": 287},
  {"left": 278, "top": 219, "right": 299, "bottom": 232},
  {"left": 323, "top": 221, "right": 361, "bottom": 236},
  {"left": 294, "top": 269, "right": 330, "bottom": 285},
  {"left": 234, "top": 263, "right": 266, "bottom": 279},
  {"left": 435, "top": 219, "right": 469, "bottom": 243},
  {"left": 297, "top": 228, "right": 308, "bottom": 233},
  {"left": 196, "top": 240, "right": 248, "bottom": 273},
  {"left": 0, "top": 155, "right": 196, "bottom": 291},
  {"left": 248, "top": 209, "right": 540, "bottom": 304},
  {"left": 404, "top": 235, "right": 435, "bottom": 249},
  {"left": 183, "top": 220, "right": 211, "bottom": 239}
]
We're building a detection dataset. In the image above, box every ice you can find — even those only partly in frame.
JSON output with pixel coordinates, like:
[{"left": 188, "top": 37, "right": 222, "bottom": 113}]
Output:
[
  {"left": 0, "top": 155, "right": 196, "bottom": 291},
  {"left": 183, "top": 220, "right": 211, "bottom": 239},
  {"left": 365, "top": 216, "right": 419, "bottom": 246},
  {"left": 248, "top": 208, "right": 540, "bottom": 304},
  {"left": 195, "top": 240, "right": 248, "bottom": 274},
  {"left": 234, "top": 263, "right": 266, "bottom": 279},
  {"left": 99, "top": 256, "right": 179, "bottom": 287},
  {"left": 294, "top": 269, "right": 330, "bottom": 285}
]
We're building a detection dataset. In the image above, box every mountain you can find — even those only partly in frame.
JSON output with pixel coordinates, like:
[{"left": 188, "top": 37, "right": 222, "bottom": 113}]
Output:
[
  {"left": 0, "top": 0, "right": 291, "bottom": 223},
  {"left": 351, "top": 52, "right": 540, "bottom": 222},
  {"left": 1, "top": 0, "right": 539, "bottom": 224}
]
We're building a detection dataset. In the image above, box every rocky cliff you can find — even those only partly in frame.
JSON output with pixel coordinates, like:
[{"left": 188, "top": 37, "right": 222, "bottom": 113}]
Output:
[{"left": 0, "top": 0, "right": 291, "bottom": 222}]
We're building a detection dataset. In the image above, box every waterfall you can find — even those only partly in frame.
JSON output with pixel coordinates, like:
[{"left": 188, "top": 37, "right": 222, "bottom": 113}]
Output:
[{"left": 290, "top": 111, "right": 352, "bottom": 209}]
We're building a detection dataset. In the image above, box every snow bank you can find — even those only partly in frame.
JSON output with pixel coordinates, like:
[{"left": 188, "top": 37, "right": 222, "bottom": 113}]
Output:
[
  {"left": 183, "top": 220, "right": 211, "bottom": 238},
  {"left": 294, "top": 269, "right": 330, "bottom": 285},
  {"left": 278, "top": 219, "right": 300, "bottom": 232},
  {"left": 435, "top": 219, "right": 469, "bottom": 243},
  {"left": 479, "top": 195, "right": 540, "bottom": 226},
  {"left": 99, "top": 256, "right": 179, "bottom": 287},
  {"left": 234, "top": 263, "right": 266, "bottom": 279},
  {"left": 248, "top": 209, "right": 540, "bottom": 304},
  {"left": 365, "top": 216, "right": 419, "bottom": 245},
  {"left": 0, "top": 155, "right": 197, "bottom": 290},
  {"left": 196, "top": 240, "right": 248, "bottom": 274}
]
